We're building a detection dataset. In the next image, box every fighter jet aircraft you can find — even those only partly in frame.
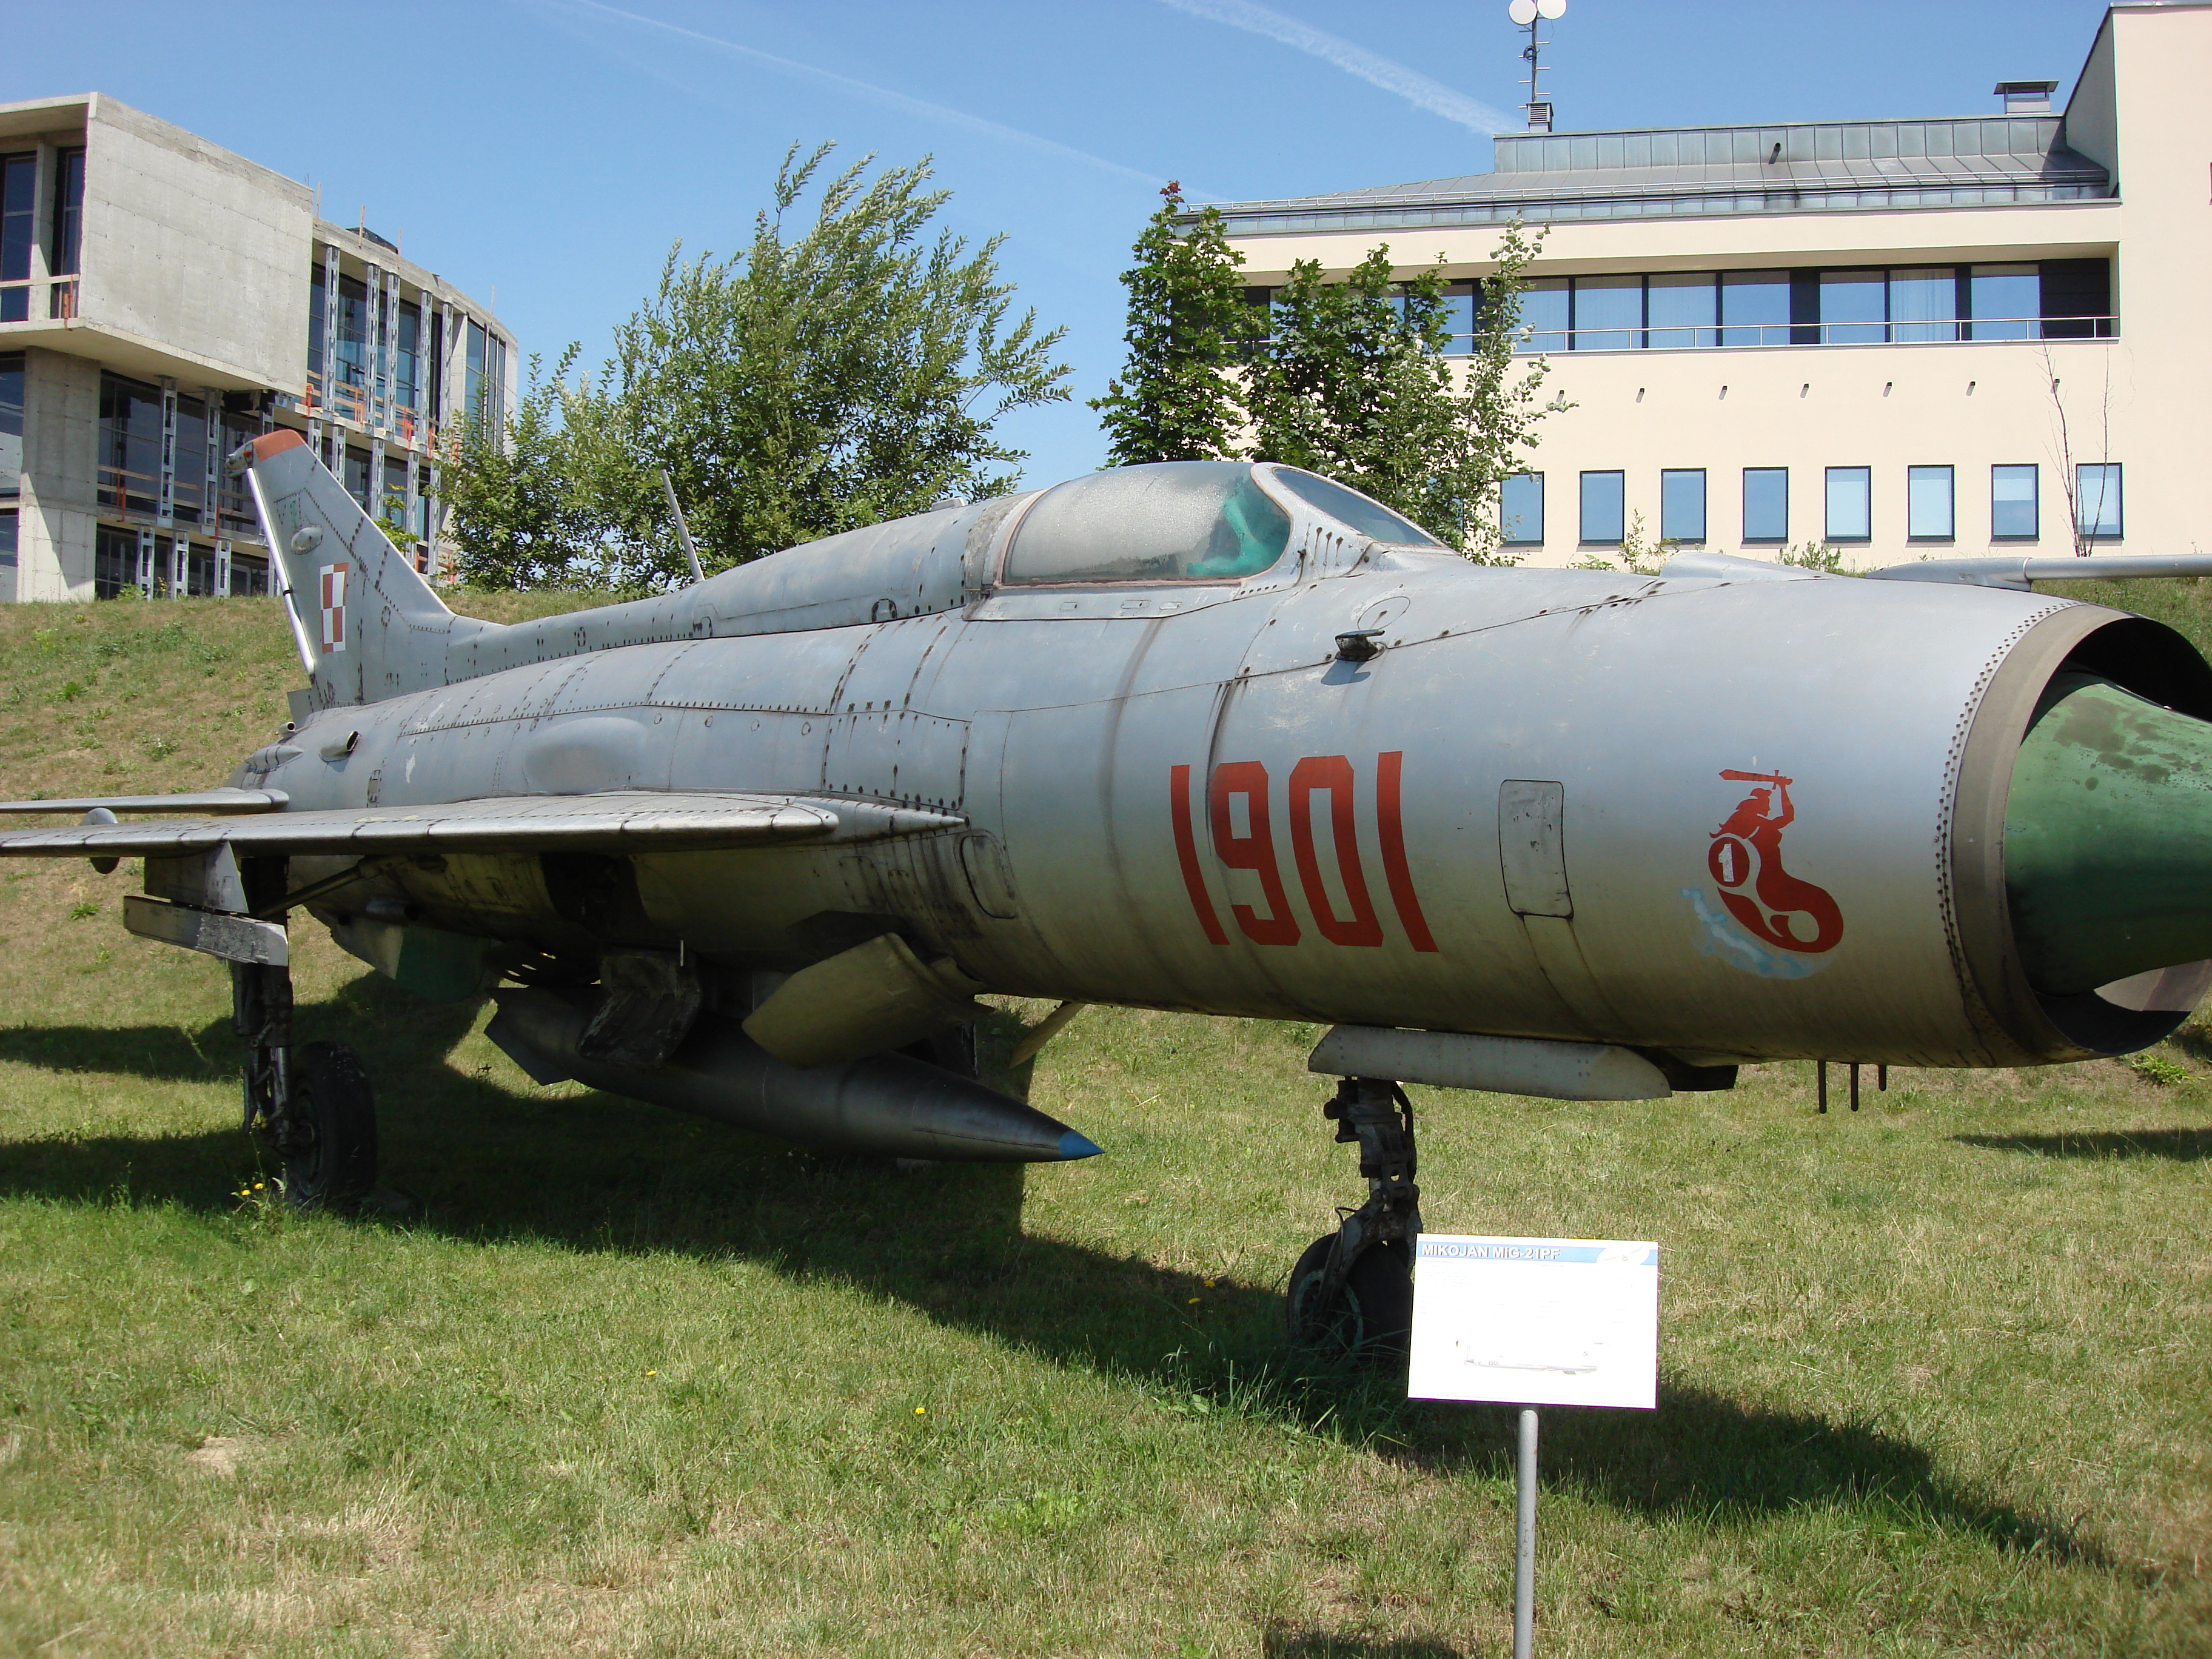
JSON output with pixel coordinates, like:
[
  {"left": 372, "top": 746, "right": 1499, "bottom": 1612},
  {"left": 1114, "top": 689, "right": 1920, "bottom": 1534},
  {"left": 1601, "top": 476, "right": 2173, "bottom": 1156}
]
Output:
[{"left": 7, "top": 429, "right": 2212, "bottom": 1359}]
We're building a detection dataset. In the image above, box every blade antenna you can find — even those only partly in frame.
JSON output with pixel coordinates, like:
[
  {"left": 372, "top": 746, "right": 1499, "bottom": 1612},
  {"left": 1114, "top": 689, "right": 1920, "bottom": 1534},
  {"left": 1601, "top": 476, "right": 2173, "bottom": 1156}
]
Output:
[{"left": 659, "top": 468, "right": 706, "bottom": 586}]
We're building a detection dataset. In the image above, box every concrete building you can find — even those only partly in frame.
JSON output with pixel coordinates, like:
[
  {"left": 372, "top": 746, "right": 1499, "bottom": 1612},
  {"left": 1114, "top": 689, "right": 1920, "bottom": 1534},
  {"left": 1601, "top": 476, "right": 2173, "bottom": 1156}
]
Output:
[
  {"left": 0, "top": 93, "right": 515, "bottom": 602},
  {"left": 1210, "top": 2, "right": 2199, "bottom": 569}
]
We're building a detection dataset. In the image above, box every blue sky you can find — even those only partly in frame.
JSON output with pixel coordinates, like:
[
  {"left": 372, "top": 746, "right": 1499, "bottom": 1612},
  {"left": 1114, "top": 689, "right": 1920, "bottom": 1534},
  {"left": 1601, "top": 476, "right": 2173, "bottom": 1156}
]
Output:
[{"left": 13, "top": 0, "right": 2111, "bottom": 488}]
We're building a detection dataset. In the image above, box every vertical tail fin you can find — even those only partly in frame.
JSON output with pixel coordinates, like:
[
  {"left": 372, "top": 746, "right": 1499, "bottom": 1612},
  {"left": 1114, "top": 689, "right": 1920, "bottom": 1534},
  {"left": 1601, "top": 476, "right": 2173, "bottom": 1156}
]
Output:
[{"left": 243, "top": 430, "right": 484, "bottom": 708}]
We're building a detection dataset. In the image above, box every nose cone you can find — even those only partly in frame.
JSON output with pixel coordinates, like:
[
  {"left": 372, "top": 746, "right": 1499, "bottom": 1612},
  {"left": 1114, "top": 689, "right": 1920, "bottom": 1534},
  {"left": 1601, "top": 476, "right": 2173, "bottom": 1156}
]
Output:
[{"left": 2005, "top": 672, "right": 2212, "bottom": 996}]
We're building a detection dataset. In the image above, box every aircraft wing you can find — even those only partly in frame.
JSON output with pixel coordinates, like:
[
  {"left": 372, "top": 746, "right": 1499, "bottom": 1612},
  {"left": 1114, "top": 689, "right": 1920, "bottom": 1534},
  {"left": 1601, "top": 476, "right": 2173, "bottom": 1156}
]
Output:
[
  {"left": 0, "top": 791, "right": 962, "bottom": 859},
  {"left": 0, "top": 789, "right": 289, "bottom": 815}
]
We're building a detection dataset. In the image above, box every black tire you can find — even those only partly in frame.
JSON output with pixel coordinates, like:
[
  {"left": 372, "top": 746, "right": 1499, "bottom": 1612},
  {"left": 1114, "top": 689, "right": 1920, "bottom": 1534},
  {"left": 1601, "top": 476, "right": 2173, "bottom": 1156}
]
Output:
[
  {"left": 283, "top": 1041, "right": 378, "bottom": 1212},
  {"left": 1285, "top": 1233, "right": 1415, "bottom": 1364}
]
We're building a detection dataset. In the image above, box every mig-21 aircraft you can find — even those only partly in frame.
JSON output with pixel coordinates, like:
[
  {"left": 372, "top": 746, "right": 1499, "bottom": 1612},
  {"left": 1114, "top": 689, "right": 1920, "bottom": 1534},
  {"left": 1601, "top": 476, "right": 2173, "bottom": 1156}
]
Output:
[{"left": 7, "top": 427, "right": 2212, "bottom": 1358}]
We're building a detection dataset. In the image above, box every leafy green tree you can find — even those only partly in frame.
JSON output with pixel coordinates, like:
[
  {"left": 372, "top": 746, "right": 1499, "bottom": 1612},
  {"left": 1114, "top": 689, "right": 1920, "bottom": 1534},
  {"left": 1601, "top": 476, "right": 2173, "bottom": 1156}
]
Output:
[
  {"left": 1090, "top": 184, "right": 1248, "bottom": 465},
  {"left": 446, "top": 145, "right": 1072, "bottom": 589},
  {"left": 444, "top": 347, "right": 615, "bottom": 590},
  {"left": 1245, "top": 221, "right": 1559, "bottom": 558}
]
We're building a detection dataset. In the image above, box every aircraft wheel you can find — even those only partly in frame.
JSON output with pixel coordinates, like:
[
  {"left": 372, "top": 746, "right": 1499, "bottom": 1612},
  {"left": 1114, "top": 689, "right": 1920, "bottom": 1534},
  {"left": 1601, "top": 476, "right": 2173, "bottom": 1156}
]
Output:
[
  {"left": 1285, "top": 1234, "right": 1414, "bottom": 1363},
  {"left": 282, "top": 1041, "right": 378, "bottom": 1212}
]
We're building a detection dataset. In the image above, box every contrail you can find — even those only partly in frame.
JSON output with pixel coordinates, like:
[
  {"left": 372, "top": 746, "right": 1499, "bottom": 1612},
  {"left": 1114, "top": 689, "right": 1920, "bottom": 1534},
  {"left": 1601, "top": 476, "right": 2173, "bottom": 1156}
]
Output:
[
  {"left": 1158, "top": 0, "right": 1513, "bottom": 136},
  {"left": 532, "top": 0, "right": 1170, "bottom": 189}
]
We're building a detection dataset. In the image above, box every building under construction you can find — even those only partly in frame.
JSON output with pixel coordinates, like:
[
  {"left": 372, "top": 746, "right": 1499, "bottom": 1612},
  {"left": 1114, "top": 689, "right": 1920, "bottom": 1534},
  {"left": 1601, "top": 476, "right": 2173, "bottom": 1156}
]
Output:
[{"left": 0, "top": 92, "right": 516, "bottom": 602}]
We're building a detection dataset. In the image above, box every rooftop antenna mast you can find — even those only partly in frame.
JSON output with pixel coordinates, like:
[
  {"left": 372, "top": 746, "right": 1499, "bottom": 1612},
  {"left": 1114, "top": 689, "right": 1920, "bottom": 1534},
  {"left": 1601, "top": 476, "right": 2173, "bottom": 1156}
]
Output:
[{"left": 1509, "top": 0, "right": 1566, "bottom": 132}]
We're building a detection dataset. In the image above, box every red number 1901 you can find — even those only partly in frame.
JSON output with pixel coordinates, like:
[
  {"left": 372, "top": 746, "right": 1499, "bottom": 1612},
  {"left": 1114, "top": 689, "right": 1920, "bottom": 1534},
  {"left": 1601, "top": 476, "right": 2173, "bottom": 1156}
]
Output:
[{"left": 1170, "top": 752, "right": 1437, "bottom": 953}]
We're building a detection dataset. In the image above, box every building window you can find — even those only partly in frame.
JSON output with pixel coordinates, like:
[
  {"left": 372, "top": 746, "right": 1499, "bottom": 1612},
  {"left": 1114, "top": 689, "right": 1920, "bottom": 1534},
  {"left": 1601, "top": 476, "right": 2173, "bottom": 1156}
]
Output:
[
  {"left": 335, "top": 276, "right": 369, "bottom": 391},
  {"left": 2077, "top": 463, "right": 2123, "bottom": 541},
  {"left": 1907, "top": 465, "right": 1955, "bottom": 540},
  {"left": 228, "top": 552, "right": 269, "bottom": 597},
  {"left": 1889, "top": 269, "right": 1959, "bottom": 343},
  {"left": 1646, "top": 274, "right": 1717, "bottom": 350},
  {"left": 0, "top": 351, "right": 21, "bottom": 497},
  {"left": 1818, "top": 271, "right": 1886, "bottom": 345},
  {"left": 49, "top": 146, "right": 83, "bottom": 318},
  {"left": 1660, "top": 469, "right": 1706, "bottom": 543},
  {"left": 52, "top": 147, "right": 84, "bottom": 274},
  {"left": 1519, "top": 278, "right": 1568, "bottom": 353},
  {"left": 98, "top": 373, "right": 164, "bottom": 516},
  {"left": 1500, "top": 472, "right": 1544, "bottom": 545},
  {"left": 95, "top": 525, "right": 136, "bottom": 599},
  {"left": 1969, "top": 265, "right": 2037, "bottom": 341},
  {"left": 1580, "top": 471, "right": 1624, "bottom": 545},
  {"left": 1436, "top": 281, "right": 1476, "bottom": 355},
  {"left": 1991, "top": 464, "right": 2038, "bottom": 541},
  {"left": 1825, "top": 467, "right": 1871, "bottom": 541},
  {"left": 343, "top": 446, "right": 372, "bottom": 511},
  {"left": 0, "top": 508, "right": 16, "bottom": 604},
  {"left": 1572, "top": 275, "right": 1641, "bottom": 351},
  {"left": 1719, "top": 272, "right": 1789, "bottom": 347},
  {"left": 1741, "top": 468, "right": 1787, "bottom": 543},
  {"left": 396, "top": 301, "right": 422, "bottom": 413},
  {"left": 0, "top": 153, "right": 34, "bottom": 323}
]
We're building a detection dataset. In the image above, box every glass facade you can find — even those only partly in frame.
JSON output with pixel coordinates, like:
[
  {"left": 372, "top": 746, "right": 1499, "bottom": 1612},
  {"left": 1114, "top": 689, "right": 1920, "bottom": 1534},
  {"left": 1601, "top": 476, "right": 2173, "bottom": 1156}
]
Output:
[
  {"left": 1660, "top": 468, "right": 1706, "bottom": 543},
  {"left": 98, "top": 374, "right": 163, "bottom": 516},
  {"left": 0, "top": 508, "right": 15, "bottom": 603},
  {"left": 1580, "top": 471, "right": 1625, "bottom": 544},
  {"left": 1991, "top": 464, "right": 2039, "bottom": 540},
  {"left": 1500, "top": 472, "right": 1544, "bottom": 545},
  {"left": 93, "top": 525, "right": 136, "bottom": 599},
  {"left": 52, "top": 148, "right": 84, "bottom": 275},
  {"left": 1907, "top": 465, "right": 1955, "bottom": 539},
  {"left": 1969, "top": 265, "right": 2037, "bottom": 340},
  {"left": 1825, "top": 467, "right": 1872, "bottom": 541},
  {"left": 0, "top": 352, "right": 21, "bottom": 498},
  {"left": 2077, "top": 464, "right": 2123, "bottom": 540},
  {"left": 1742, "top": 468, "right": 1788, "bottom": 542},
  {"left": 0, "top": 153, "right": 34, "bottom": 323}
]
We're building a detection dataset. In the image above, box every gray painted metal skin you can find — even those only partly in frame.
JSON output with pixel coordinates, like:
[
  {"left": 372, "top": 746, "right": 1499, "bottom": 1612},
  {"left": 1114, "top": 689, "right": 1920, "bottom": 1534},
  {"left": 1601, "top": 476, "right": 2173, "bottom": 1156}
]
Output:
[{"left": 4, "top": 432, "right": 2206, "bottom": 1106}]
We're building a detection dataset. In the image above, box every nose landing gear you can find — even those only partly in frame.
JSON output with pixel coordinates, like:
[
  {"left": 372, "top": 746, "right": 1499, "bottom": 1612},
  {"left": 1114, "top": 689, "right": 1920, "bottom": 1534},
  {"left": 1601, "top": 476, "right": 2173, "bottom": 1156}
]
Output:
[{"left": 1286, "top": 1076, "right": 1421, "bottom": 1362}]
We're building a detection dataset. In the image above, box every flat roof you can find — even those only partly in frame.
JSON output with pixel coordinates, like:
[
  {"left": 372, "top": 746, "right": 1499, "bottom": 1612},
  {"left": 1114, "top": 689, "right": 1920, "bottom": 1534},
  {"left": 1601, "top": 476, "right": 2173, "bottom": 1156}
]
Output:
[{"left": 1205, "top": 114, "right": 2110, "bottom": 237}]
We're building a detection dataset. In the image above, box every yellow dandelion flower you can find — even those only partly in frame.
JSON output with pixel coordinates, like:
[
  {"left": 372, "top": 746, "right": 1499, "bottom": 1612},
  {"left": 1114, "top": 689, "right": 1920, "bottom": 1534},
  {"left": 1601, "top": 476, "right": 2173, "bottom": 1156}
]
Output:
[
  {"left": 914, "top": 1406, "right": 926, "bottom": 1415},
  {"left": 646, "top": 1370, "right": 658, "bottom": 1377},
  {"left": 1188, "top": 1296, "right": 1202, "bottom": 1305}
]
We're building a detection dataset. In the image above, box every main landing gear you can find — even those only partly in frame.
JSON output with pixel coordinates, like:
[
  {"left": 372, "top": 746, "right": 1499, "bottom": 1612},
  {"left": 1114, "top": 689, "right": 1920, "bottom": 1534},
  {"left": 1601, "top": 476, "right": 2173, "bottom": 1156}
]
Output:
[
  {"left": 234, "top": 958, "right": 378, "bottom": 1210},
  {"left": 1286, "top": 1076, "right": 1420, "bottom": 1364}
]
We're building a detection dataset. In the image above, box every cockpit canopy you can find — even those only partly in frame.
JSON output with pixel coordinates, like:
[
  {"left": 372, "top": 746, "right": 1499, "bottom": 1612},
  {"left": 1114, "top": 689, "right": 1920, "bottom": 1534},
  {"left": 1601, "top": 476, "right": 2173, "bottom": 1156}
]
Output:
[{"left": 1001, "top": 461, "right": 1444, "bottom": 587}]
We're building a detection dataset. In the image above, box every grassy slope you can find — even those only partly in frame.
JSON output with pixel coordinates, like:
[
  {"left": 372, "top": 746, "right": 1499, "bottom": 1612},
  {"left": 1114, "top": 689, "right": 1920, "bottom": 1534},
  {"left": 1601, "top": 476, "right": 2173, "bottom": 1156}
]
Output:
[{"left": 0, "top": 586, "right": 2207, "bottom": 1657}]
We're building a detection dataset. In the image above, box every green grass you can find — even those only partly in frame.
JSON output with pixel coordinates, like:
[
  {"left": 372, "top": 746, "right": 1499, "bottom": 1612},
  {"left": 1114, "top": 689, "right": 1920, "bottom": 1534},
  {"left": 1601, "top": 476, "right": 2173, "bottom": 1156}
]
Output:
[{"left": 2, "top": 594, "right": 2211, "bottom": 1656}]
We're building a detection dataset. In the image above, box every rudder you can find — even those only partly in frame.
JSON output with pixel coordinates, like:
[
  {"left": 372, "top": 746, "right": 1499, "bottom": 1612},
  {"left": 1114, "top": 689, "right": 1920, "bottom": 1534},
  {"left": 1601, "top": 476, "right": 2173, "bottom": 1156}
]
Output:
[{"left": 242, "top": 429, "right": 484, "bottom": 708}]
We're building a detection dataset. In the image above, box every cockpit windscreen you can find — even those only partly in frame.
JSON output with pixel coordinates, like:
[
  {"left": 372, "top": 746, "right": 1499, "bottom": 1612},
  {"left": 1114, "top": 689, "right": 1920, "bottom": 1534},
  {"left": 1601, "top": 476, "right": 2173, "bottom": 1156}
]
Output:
[
  {"left": 1270, "top": 468, "right": 1447, "bottom": 548},
  {"left": 1002, "top": 462, "right": 1292, "bottom": 585}
]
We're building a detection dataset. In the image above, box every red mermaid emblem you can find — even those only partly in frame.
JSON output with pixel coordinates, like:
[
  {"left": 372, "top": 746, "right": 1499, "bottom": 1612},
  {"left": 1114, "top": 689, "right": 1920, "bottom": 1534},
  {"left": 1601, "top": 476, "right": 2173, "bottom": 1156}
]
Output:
[{"left": 1708, "top": 770, "right": 1844, "bottom": 954}]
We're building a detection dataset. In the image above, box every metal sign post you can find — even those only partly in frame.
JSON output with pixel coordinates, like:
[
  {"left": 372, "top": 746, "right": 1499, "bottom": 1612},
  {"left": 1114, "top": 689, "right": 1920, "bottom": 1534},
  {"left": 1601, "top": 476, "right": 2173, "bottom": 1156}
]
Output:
[
  {"left": 1515, "top": 1407, "right": 1538, "bottom": 1659},
  {"left": 1409, "top": 1235, "right": 1660, "bottom": 1657}
]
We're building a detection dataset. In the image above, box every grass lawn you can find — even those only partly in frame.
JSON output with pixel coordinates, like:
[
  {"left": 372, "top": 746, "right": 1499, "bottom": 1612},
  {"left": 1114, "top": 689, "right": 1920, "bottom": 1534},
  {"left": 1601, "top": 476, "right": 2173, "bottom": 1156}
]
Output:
[{"left": 0, "top": 588, "right": 2208, "bottom": 1657}]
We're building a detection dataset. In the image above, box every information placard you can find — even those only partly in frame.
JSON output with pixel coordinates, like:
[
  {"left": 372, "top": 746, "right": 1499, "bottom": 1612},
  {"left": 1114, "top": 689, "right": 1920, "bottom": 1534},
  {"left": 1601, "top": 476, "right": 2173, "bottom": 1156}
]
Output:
[{"left": 1407, "top": 1235, "right": 1659, "bottom": 1410}]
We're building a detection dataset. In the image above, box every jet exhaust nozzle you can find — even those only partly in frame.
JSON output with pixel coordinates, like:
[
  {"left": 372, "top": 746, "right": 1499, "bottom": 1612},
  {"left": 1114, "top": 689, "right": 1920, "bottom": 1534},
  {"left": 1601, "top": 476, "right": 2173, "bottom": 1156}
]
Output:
[
  {"left": 486, "top": 988, "right": 1101, "bottom": 1163},
  {"left": 2005, "top": 672, "right": 2212, "bottom": 997}
]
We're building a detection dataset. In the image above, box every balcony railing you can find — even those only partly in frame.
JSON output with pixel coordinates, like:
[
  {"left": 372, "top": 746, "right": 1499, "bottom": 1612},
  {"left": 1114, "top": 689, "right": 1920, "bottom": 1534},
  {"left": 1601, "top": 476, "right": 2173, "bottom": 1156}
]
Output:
[
  {"left": 0, "top": 276, "right": 81, "bottom": 322},
  {"left": 303, "top": 371, "right": 437, "bottom": 448},
  {"left": 1508, "top": 314, "right": 2119, "bottom": 354}
]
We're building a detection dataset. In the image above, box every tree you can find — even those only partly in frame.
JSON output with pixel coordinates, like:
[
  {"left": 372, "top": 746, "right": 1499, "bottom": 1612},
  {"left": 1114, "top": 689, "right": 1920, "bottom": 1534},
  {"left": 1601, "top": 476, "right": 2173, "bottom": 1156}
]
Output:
[
  {"left": 446, "top": 144, "right": 1073, "bottom": 589},
  {"left": 1091, "top": 183, "right": 1248, "bottom": 465},
  {"left": 444, "top": 346, "right": 616, "bottom": 590},
  {"left": 1244, "top": 221, "right": 1560, "bottom": 559}
]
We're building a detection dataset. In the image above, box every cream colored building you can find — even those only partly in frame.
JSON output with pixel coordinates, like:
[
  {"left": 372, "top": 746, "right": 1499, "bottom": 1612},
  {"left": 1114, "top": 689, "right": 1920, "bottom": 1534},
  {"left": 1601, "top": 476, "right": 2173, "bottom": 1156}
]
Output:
[
  {"left": 1213, "top": 2, "right": 2199, "bottom": 570},
  {"left": 0, "top": 93, "right": 516, "bottom": 602}
]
